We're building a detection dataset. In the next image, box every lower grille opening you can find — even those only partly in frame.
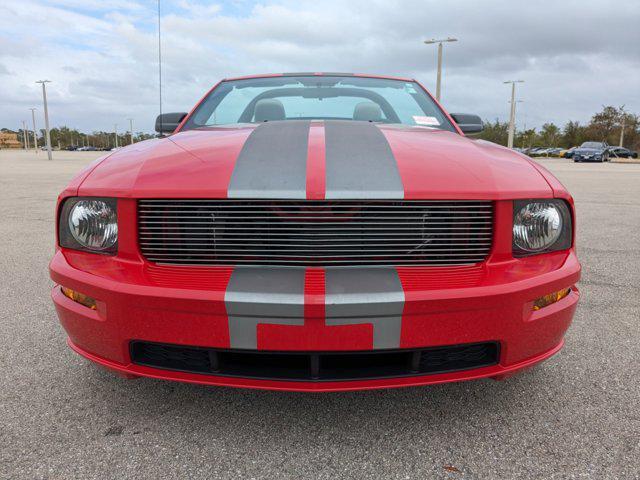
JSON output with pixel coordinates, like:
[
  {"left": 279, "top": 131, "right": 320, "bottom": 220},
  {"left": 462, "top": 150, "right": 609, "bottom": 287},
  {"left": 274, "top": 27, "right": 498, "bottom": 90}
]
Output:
[{"left": 130, "top": 341, "right": 499, "bottom": 381}]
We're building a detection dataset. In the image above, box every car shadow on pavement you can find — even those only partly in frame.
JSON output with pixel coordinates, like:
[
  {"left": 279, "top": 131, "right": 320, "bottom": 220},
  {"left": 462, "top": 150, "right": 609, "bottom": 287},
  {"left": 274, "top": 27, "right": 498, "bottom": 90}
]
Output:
[{"left": 79, "top": 358, "right": 552, "bottom": 438}]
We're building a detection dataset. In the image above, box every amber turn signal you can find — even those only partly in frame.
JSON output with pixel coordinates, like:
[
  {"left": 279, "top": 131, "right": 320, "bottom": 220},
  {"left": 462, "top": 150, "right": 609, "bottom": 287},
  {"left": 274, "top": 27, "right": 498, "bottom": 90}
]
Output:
[
  {"left": 532, "top": 288, "right": 570, "bottom": 311},
  {"left": 61, "top": 286, "right": 97, "bottom": 310}
]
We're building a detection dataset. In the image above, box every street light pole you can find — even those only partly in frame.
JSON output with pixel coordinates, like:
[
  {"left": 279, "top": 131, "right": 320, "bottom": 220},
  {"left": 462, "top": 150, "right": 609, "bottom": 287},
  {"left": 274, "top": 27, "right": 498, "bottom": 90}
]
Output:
[
  {"left": 36, "top": 80, "right": 53, "bottom": 160},
  {"left": 30, "top": 108, "right": 38, "bottom": 153},
  {"left": 128, "top": 118, "right": 134, "bottom": 145},
  {"left": 504, "top": 80, "right": 524, "bottom": 149},
  {"left": 424, "top": 37, "right": 458, "bottom": 102},
  {"left": 22, "top": 121, "right": 28, "bottom": 150},
  {"left": 114, "top": 124, "right": 118, "bottom": 148},
  {"left": 619, "top": 107, "right": 626, "bottom": 147},
  {"left": 513, "top": 100, "right": 524, "bottom": 146}
]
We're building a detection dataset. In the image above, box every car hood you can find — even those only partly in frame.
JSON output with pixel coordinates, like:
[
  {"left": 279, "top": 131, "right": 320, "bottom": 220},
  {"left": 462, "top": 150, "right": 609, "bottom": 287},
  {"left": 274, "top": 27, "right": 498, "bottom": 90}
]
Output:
[
  {"left": 574, "top": 148, "right": 604, "bottom": 154},
  {"left": 78, "top": 121, "right": 553, "bottom": 199}
]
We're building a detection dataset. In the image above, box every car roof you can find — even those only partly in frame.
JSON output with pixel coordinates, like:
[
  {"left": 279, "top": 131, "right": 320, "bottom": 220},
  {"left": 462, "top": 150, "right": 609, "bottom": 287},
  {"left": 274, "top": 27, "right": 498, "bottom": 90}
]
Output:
[{"left": 222, "top": 72, "right": 415, "bottom": 82}]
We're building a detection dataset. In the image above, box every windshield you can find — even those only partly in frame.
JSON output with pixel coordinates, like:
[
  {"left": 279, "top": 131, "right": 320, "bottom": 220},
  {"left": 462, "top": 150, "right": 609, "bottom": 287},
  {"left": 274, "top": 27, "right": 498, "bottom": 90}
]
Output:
[
  {"left": 182, "top": 76, "right": 456, "bottom": 132},
  {"left": 581, "top": 142, "right": 604, "bottom": 148}
]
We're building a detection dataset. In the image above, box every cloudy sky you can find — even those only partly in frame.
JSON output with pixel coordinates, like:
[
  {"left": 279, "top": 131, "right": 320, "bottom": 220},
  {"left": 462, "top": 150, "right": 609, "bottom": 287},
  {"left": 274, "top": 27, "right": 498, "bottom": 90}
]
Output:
[{"left": 1, "top": 0, "right": 639, "bottom": 133}]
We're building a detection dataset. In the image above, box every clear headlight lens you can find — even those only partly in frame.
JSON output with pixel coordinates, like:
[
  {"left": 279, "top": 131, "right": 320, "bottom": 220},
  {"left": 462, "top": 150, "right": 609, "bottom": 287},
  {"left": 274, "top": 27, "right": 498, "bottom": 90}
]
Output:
[
  {"left": 59, "top": 198, "right": 118, "bottom": 253},
  {"left": 513, "top": 200, "right": 571, "bottom": 256}
]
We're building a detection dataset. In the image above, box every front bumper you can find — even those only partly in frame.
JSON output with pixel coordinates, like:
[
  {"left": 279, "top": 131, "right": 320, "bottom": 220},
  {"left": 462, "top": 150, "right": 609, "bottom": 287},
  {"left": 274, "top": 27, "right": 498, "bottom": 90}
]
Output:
[
  {"left": 574, "top": 153, "right": 603, "bottom": 162},
  {"left": 50, "top": 246, "right": 580, "bottom": 392}
]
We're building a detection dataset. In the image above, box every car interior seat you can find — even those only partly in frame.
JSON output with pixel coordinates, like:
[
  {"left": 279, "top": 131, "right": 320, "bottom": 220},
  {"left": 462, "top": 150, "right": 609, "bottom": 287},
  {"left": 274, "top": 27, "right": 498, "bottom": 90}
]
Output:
[
  {"left": 254, "top": 99, "right": 286, "bottom": 122},
  {"left": 353, "top": 102, "right": 383, "bottom": 122}
]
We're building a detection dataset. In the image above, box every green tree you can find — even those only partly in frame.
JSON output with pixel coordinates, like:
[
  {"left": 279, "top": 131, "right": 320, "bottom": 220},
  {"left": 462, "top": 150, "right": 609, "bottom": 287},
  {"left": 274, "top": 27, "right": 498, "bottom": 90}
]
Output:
[
  {"left": 478, "top": 119, "right": 509, "bottom": 146},
  {"left": 616, "top": 112, "right": 639, "bottom": 150},
  {"left": 538, "top": 123, "right": 561, "bottom": 147},
  {"left": 515, "top": 128, "right": 537, "bottom": 149},
  {"left": 587, "top": 106, "right": 620, "bottom": 143},
  {"left": 561, "top": 121, "right": 585, "bottom": 148}
]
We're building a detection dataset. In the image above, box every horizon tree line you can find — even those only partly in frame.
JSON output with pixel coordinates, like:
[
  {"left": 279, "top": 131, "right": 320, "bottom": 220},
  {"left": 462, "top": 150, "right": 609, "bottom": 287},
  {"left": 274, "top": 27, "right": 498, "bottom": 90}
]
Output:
[
  {"left": 2, "top": 106, "right": 638, "bottom": 151},
  {"left": 478, "top": 106, "right": 638, "bottom": 150}
]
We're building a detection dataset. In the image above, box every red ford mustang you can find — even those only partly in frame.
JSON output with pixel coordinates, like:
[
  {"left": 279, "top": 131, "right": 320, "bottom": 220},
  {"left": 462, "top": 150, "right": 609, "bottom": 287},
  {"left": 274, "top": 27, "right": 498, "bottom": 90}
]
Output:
[{"left": 50, "top": 73, "right": 581, "bottom": 391}]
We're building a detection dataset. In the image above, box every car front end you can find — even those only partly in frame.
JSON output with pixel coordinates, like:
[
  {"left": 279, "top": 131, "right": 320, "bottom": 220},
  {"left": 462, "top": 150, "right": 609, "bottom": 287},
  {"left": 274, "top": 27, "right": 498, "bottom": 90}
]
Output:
[
  {"left": 50, "top": 74, "right": 581, "bottom": 392},
  {"left": 573, "top": 143, "right": 608, "bottom": 162},
  {"left": 573, "top": 150, "right": 602, "bottom": 162}
]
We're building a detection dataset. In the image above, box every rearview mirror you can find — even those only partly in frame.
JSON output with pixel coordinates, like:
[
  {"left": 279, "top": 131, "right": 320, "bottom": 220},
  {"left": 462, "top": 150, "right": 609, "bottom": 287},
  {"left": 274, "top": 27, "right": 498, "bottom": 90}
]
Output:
[
  {"left": 450, "top": 113, "right": 483, "bottom": 134},
  {"left": 155, "top": 112, "right": 188, "bottom": 134}
]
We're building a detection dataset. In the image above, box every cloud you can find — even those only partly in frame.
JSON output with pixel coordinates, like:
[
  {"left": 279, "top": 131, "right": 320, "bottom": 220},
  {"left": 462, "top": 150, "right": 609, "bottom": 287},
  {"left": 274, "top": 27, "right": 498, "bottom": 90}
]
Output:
[{"left": 0, "top": 0, "right": 638, "bottom": 133}]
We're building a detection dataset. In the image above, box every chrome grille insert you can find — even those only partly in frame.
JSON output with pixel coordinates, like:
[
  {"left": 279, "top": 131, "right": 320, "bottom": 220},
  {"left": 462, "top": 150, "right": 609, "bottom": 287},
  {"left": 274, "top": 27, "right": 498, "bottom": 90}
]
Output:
[{"left": 138, "top": 200, "right": 493, "bottom": 266}]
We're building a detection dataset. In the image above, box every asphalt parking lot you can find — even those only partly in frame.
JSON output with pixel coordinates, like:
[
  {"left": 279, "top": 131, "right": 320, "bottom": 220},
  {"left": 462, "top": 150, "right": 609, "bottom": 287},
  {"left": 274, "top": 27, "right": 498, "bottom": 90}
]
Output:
[{"left": 1, "top": 150, "right": 638, "bottom": 479}]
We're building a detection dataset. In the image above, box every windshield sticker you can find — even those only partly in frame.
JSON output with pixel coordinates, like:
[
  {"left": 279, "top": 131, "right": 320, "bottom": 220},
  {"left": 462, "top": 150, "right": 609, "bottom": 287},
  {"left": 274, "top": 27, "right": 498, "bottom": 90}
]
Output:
[
  {"left": 404, "top": 83, "right": 417, "bottom": 94},
  {"left": 413, "top": 116, "right": 440, "bottom": 126}
]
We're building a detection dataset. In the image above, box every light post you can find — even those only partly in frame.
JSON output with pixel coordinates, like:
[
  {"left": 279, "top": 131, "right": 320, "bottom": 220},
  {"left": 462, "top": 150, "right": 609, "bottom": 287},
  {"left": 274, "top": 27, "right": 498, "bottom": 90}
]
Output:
[
  {"left": 22, "top": 121, "right": 28, "bottom": 150},
  {"left": 423, "top": 37, "right": 458, "bottom": 102},
  {"left": 36, "top": 80, "right": 53, "bottom": 160},
  {"left": 619, "top": 106, "right": 626, "bottom": 147},
  {"left": 514, "top": 100, "right": 524, "bottom": 147},
  {"left": 504, "top": 80, "right": 524, "bottom": 149},
  {"left": 128, "top": 118, "right": 134, "bottom": 144},
  {"left": 30, "top": 108, "right": 38, "bottom": 153},
  {"left": 114, "top": 124, "right": 119, "bottom": 148}
]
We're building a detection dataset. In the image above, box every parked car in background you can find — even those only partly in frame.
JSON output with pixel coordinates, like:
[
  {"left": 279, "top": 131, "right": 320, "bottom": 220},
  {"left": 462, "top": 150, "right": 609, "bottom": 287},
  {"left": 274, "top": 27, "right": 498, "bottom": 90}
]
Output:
[
  {"left": 534, "top": 148, "right": 560, "bottom": 157},
  {"left": 543, "top": 148, "right": 558, "bottom": 157},
  {"left": 531, "top": 148, "right": 547, "bottom": 157},
  {"left": 560, "top": 147, "right": 577, "bottom": 159},
  {"left": 526, "top": 147, "right": 544, "bottom": 156},
  {"left": 608, "top": 147, "right": 638, "bottom": 159},
  {"left": 573, "top": 142, "right": 610, "bottom": 162},
  {"left": 547, "top": 148, "right": 563, "bottom": 157}
]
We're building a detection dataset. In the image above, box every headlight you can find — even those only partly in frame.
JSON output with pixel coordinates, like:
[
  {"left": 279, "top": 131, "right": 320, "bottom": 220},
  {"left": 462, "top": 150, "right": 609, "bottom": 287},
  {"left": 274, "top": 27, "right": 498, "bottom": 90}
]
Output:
[
  {"left": 513, "top": 200, "right": 571, "bottom": 256},
  {"left": 59, "top": 198, "right": 118, "bottom": 253}
]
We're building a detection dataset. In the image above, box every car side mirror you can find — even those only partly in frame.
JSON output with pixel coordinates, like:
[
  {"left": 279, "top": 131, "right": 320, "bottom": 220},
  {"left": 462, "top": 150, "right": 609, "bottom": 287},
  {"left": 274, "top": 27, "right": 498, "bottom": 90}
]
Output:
[
  {"left": 155, "top": 112, "right": 188, "bottom": 134},
  {"left": 450, "top": 113, "right": 483, "bottom": 134}
]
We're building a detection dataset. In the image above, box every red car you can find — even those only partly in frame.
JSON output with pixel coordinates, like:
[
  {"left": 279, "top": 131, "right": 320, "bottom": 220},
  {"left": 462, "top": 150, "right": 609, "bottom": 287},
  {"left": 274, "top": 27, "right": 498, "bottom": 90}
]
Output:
[{"left": 50, "top": 73, "right": 581, "bottom": 392}]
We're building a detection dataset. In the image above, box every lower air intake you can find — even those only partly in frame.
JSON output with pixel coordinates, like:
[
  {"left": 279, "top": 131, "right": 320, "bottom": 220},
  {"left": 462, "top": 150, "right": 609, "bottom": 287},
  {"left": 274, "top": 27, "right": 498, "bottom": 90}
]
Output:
[{"left": 130, "top": 341, "right": 500, "bottom": 381}]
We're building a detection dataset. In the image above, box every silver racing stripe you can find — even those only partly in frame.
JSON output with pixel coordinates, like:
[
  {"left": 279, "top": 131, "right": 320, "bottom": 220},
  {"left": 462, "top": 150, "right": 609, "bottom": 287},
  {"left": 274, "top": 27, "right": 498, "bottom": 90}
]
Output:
[
  {"left": 224, "top": 267, "right": 305, "bottom": 349},
  {"left": 325, "top": 267, "right": 405, "bottom": 349},
  {"left": 227, "top": 120, "right": 310, "bottom": 198},
  {"left": 225, "top": 266, "right": 405, "bottom": 350},
  {"left": 324, "top": 120, "right": 404, "bottom": 199}
]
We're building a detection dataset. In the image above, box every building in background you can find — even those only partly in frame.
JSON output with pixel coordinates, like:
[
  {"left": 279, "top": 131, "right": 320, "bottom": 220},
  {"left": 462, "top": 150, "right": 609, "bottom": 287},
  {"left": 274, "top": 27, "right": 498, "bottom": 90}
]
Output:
[{"left": 0, "top": 131, "right": 22, "bottom": 149}]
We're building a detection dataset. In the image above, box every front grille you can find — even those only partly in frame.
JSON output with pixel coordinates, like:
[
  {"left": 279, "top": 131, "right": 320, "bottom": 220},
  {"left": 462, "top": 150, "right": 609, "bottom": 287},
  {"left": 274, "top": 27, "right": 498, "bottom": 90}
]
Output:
[
  {"left": 138, "top": 200, "right": 493, "bottom": 266},
  {"left": 130, "top": 341, "right": 500, "bottom": 381}
]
